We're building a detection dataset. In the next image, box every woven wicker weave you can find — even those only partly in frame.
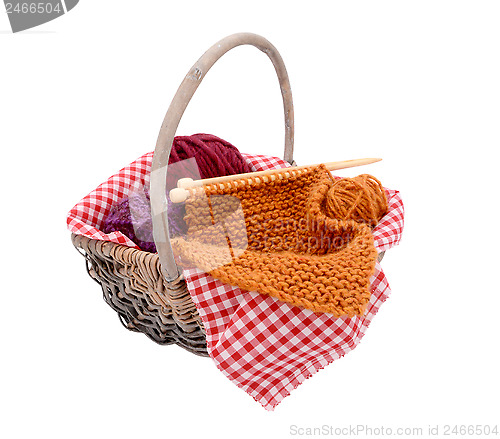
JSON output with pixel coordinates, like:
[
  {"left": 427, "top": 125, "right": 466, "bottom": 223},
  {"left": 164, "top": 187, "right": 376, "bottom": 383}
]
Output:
[
  {"left": 71, "top": 33, "right": 295, "bottom": 356},
  {"left": 72, "top": 234, "right": 208, "bottom": 355}
]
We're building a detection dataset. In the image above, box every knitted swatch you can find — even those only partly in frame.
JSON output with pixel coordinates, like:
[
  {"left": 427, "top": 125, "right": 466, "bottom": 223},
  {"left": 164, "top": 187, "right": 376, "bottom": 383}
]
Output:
[{"left": 171, "top": 165, "right": 388, "bottom": 317}]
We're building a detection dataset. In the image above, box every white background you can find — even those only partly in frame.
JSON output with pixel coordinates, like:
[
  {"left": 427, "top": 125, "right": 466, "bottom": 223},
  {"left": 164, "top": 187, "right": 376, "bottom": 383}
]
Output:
[{"left": 1, "top": 1, "right": 499, "bottom": 438}]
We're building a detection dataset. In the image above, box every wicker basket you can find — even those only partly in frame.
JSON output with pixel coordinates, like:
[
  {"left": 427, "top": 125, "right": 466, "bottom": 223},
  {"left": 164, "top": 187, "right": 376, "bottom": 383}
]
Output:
[{"left": 71, "top": 33, "right": 296, "bottom": 356}]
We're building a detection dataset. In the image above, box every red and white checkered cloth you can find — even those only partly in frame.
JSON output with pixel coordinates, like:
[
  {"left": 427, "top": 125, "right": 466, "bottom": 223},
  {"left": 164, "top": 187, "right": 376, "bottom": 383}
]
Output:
[{"left": 67, "top": 150, "right": 404, "bottom": 410}]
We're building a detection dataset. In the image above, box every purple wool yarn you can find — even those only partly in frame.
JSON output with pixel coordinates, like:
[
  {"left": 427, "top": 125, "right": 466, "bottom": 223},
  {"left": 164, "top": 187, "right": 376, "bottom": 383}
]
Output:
[
  {"left": 102, "top": 187, "right": 186, "bottom": 253},
  {"left": 102, "top": 134, "right": 253, "bottom": 253}
]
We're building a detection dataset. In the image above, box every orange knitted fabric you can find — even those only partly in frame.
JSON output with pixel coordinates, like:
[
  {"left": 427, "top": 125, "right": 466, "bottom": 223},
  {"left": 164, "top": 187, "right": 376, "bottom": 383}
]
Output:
[{"left": 171, "top": 165, "right": 388, "bottom": 317}]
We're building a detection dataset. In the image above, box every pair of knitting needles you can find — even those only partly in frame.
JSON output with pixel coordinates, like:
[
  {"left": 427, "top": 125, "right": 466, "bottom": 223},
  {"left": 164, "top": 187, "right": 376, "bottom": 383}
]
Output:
[{"left": 169, "top": 157, "right": 382, "bottom": 203}]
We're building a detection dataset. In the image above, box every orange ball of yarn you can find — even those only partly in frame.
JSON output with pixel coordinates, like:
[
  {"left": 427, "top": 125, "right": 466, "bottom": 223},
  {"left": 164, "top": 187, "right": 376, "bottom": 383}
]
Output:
[{"left": 324, "top": 174, "right": 388, "bottom": 227}]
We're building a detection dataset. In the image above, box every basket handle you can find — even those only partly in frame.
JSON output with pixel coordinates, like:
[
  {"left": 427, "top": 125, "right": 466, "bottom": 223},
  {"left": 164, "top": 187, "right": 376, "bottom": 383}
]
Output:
[{"left": 150, "top": 32, "right": 295, "bottom": 281}]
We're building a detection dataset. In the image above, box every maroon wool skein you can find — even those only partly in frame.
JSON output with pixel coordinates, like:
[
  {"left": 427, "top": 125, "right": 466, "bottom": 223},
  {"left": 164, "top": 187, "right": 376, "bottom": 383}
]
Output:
[
  {"left": 102, "top": 134, "right": 253, "bottom": 253},
  {"left": 170, "top": 133, "right": 252, "bottom": 179}
]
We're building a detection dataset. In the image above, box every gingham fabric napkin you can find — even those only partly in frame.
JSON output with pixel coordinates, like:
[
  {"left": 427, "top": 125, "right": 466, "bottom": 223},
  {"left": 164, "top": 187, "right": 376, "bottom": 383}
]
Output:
[{"left": 67, "top": 150, "right": 404, "bottom": 410}]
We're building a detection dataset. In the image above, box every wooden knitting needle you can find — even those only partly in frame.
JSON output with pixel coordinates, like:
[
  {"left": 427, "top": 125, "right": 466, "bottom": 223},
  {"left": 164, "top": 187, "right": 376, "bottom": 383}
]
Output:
[{"left": 169, "top": 157, "right": 382, "bottom": 203}]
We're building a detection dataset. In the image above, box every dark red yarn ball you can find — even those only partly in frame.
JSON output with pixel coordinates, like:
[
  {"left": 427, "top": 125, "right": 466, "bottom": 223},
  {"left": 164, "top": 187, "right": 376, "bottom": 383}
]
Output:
[
  {"left": 102, "top": 134, "right": 253, "bottom": 252},
  {"left": 170, "top": 133, "right": 253, "bottom": 179}
]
